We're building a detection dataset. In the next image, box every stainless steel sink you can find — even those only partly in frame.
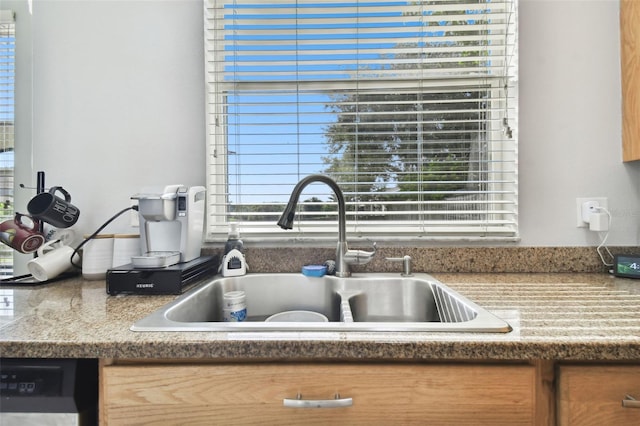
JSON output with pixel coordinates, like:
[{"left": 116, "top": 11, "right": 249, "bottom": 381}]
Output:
[{"left": 131, "top": 273, "right": 512, "bottom": 333}]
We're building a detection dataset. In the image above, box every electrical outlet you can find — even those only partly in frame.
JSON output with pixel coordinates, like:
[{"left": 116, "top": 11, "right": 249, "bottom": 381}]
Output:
[{"left": 576, "top": 197, "right": 608, "bottom": 227}]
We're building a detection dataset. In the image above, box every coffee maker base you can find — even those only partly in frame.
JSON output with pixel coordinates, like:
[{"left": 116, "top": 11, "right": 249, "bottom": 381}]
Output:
[{"left": 106, "top": 255, "right": 218, "bottom": 295}]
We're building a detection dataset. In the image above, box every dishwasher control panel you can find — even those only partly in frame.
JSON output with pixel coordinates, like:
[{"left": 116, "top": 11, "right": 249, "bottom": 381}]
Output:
[{"left": 1, "top": 365, "right": 62, "bottom": 396}]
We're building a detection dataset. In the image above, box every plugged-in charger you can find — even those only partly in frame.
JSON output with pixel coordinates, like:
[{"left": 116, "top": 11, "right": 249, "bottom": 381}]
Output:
[
  {"left": 589, "top": 212, "right": 609, "bottom": 231},
  {"left": 581, "top": 201, "right": 609, "bottom": 232},
  {"left": 576, "top": 199, "right": 613, "bottom": 268}
]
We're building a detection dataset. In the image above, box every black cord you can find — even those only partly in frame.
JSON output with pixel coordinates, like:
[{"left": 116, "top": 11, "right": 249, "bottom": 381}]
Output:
[{"left": 70, "top": 206, "right": 138, "bottom": 269}]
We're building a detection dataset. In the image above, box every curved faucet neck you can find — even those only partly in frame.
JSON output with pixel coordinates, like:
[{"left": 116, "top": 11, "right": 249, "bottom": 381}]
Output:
[
  {"left": 279, "top": 174, "right": 346, "bottom": 244},
  {"left": 278, "top": 174, "right": 375, "bottom": 278}
]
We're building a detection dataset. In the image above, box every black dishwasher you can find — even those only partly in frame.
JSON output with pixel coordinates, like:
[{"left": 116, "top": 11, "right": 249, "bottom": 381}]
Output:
[{"left": 0, "top": 358, "right": 98, "bottom": 426}]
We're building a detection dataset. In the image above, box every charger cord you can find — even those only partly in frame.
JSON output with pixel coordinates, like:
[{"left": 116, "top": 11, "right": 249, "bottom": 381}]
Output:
[
  {"left": 70, "top": 206, "right": 139, "bottom": 269},
  {"left": 594, "top": 206, "right": 613, "bottom": 267}
]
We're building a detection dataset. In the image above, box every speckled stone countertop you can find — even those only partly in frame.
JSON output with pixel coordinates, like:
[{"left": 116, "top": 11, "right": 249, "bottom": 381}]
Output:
[{"left": 1, "top": 273, "right": 640, "bottom": 361}]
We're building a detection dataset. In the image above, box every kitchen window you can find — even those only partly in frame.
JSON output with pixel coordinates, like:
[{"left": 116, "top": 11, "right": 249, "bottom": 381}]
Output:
[
  {"left": 0, "top": 10, "right": 14, "bottom": 275},
  {"left": 204, "top": 0, "right": 518, "bottom": 242}
]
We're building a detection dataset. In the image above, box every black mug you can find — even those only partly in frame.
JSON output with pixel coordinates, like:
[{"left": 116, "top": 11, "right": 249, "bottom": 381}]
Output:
[{"left": 27, "top": 186, "right": 80, "bottom": 228}]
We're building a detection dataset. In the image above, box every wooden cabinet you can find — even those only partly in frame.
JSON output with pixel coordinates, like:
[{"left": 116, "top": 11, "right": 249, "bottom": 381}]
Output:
[
  {"left": 101, "top": 362, "right": 541, "bottom": 425},
  {"left": 621, "top": 0, "right": 640, "bottom": 161},
  {"left": 557, "top": 365, "right": 640, "bottom": 425}
]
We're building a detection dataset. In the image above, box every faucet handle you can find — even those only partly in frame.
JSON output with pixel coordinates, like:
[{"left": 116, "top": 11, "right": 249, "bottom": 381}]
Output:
[
  {"left": 343, "top": 242, "right": 376, "bottom": 266},
  {"left": 385, "top": 255, "right": 413, "bottom": 276}
]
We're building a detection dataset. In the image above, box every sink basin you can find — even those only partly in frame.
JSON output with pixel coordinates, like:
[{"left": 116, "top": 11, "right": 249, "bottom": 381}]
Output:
[{"left": 131, "top": 273, "right": 512, "bottom": 333}]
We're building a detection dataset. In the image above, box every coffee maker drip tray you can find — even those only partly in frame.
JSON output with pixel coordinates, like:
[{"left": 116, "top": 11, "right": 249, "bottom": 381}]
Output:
[{"left": 131, "top": 251, "right": 181, "bottom": 268}]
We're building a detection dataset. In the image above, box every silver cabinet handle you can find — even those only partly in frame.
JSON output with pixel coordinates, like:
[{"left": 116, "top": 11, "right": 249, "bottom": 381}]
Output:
[
  {"left": 283, "top": 393, "right": 353, "bottom": 409},
  {"left": 623, "top": 394, "right": 640, "bottom": 408}
]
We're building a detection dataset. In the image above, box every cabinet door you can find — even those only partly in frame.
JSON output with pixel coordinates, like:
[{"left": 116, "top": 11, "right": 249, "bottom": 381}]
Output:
[
  {"left": 621, "top": 0, "right": 640, "bottom": 161},
  {"left": 558, "top": 365, "right": 640, "bottom": 426},
  {"left": 102, "top": 363, "right": 536, "bottom": 425}
]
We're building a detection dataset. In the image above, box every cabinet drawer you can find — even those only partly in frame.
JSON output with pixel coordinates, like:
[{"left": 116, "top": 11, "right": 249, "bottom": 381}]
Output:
[
  {"left": 102, "top": 363, "right": 535, "bottom": 425},
  {"left": 558, "top": 365, "right": 640, "bottom": 426}
]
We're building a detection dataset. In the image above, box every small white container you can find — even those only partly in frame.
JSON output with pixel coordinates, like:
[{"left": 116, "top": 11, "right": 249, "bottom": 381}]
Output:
[
  {"left": 223, "top": 291, "right": 246, "bottom": 322},
  {"left": 82, "top": 234, "right": 114, "bottom": 280},
  {"left": 223, "top": 308, "right": 247, "bottom": 322},
  {"left": 223, "top": 290, "right": 246, "bottom": 308}
]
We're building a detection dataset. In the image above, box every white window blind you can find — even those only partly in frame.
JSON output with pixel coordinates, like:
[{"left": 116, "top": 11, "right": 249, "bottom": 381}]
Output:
[{"left": 204, "top": 0, "right": 518, "bottom": 242}]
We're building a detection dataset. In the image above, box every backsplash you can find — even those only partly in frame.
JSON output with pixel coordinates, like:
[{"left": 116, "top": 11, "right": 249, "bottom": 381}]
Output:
[{"left": 203, "top": 246, "right": 640, "bottom": 274}]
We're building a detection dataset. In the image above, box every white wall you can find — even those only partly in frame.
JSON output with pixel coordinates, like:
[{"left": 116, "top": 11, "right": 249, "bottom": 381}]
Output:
[
  {"left": 29, "top": 0, "right": 206, "bottom": 235},
  {"left": 518, "top": 0, "right": 640, "bottom": 246},
  {"left": 13, "top": 0, "right": 640, "bottom": 261}
]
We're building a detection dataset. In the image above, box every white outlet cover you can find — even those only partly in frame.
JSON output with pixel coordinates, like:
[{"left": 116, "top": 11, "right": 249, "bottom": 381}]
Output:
[{"left": 576, "top": 197, "right": 608, "bottom": 227}]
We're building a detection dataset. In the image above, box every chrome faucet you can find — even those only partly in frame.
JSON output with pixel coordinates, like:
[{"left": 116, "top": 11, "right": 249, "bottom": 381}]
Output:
[{"left": 277, "top": 174, "right": 376, "bottom": 277}]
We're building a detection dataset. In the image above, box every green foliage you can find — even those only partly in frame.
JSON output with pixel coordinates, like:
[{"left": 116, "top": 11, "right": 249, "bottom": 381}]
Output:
[{"left": 322, "top": 89, "right": 485, "bottom": 204}]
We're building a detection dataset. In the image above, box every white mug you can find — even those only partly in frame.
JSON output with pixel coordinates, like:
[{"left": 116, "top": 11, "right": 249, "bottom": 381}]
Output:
[
  {"left": 27, "top": 239, "right": 77, "bottom": 282},
  {"left": 43, "top": 225, "right": 77, "bottom": 246}
]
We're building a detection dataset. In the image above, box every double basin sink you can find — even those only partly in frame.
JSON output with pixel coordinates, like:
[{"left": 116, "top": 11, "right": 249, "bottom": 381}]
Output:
[{"left": 132, "top": 273, "right": 512, "bottom": 333}]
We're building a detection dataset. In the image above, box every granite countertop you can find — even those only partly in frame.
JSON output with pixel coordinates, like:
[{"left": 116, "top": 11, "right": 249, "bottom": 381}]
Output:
[{"left": 1, "top": 272, "right": 640, "bottom": 361}]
